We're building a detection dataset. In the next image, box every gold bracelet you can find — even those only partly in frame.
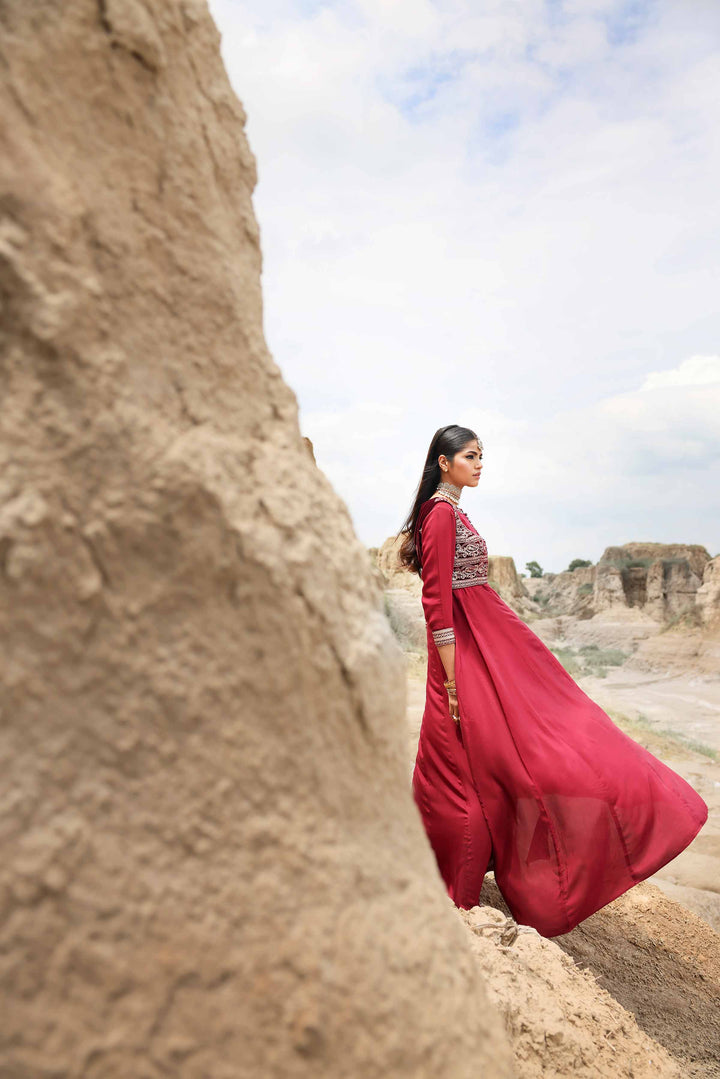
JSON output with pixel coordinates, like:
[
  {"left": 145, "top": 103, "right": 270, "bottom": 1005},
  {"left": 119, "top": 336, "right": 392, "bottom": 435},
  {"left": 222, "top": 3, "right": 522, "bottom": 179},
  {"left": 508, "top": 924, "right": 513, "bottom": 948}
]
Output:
[{"left": 444, "top": 679, "right": 456, "bottom": 691}]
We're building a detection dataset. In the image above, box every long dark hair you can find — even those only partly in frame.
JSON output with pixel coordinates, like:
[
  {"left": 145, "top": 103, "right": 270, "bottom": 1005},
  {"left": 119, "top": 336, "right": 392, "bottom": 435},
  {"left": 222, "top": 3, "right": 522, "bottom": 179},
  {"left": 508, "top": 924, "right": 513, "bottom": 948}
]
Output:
[{"left": 397, "top": 424, "right": 481, "bottom": 574}]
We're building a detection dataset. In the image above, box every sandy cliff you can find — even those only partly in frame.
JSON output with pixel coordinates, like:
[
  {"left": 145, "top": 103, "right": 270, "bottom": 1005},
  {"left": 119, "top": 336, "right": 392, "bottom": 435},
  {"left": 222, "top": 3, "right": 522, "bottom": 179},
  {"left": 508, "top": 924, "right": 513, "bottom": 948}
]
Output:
[
  {"left": 522, "top": 542, "right": 718, "bottom": 629},
  {"left": 594, "top": 542, "right": 711, "bottom": 621},
  {"left": 0, "top": 3, "right": 513, "bottom": 1076}
]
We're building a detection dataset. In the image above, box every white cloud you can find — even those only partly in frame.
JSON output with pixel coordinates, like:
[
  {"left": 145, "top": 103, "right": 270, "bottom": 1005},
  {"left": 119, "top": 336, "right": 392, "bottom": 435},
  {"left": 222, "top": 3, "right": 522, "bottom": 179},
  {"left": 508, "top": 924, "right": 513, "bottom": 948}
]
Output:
[
  {"left": 209, "top": 0, "right": 720, "bottom": 568},
  {"left": 641, "top": 354, "right": 720, "bottom": 389}
]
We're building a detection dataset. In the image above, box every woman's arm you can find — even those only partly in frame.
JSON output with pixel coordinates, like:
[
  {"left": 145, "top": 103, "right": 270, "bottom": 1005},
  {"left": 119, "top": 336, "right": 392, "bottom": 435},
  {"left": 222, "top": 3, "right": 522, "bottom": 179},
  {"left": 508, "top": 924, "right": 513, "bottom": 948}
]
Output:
[
  {"left": 419, "top": 501, "right": 460, "bottom": 722},
  {"left": 435, "top": 641, "right": 455, "bottom": 684}
]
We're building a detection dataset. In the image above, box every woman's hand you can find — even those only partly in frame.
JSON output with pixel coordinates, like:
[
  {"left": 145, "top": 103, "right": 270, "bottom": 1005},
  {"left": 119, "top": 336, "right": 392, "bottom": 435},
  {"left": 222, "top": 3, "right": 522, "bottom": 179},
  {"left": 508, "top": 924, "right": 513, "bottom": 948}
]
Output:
[{"left": 448, "top": 690, "right": 460, "bottom": 725}]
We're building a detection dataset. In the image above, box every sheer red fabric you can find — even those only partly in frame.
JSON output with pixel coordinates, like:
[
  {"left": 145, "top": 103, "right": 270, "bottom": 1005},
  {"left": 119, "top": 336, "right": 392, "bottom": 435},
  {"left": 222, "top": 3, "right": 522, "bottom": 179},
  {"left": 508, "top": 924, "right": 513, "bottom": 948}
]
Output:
[{"left": 411, "top": 497, "right": 708, "bottom": 937}]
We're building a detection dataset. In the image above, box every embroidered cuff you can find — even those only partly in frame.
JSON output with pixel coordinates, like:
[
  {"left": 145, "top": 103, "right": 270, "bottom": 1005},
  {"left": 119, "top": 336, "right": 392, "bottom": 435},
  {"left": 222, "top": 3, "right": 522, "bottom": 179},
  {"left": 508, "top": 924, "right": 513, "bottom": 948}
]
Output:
[{"left": 432, "top": 626, "right": 455, "bottom": 646}]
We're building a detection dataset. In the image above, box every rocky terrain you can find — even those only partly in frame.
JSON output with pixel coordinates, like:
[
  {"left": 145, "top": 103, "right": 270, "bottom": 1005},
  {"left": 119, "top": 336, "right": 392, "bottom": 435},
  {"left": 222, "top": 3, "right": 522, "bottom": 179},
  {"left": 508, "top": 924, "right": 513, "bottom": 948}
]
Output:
[{"left": 2, "top": 2, "right": 718, "bottom": 1077}]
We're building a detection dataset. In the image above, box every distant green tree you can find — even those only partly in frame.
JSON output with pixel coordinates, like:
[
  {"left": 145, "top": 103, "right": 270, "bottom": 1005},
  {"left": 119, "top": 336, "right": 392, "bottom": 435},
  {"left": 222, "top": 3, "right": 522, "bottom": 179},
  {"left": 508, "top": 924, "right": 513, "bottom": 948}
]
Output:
[
  {"left": 568, "top": 558, "right": 592, "bottom": 572},
  {"left": 525, "top": 560, "right": 543, "bottom": 578}
]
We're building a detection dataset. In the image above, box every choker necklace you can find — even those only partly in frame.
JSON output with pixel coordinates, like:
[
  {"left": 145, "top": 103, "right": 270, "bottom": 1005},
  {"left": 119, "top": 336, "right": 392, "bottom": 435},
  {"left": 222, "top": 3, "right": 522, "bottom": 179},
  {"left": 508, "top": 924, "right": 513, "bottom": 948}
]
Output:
[{"left": 434, "top": 480, "right": 462, "bottom": 505}]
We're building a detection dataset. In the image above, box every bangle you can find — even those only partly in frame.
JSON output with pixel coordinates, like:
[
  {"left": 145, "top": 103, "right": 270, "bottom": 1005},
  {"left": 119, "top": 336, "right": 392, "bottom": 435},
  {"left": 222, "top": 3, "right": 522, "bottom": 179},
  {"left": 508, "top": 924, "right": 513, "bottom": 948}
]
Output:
[{"left": 444, "top": 679, "right": 456, "bottom": 692}]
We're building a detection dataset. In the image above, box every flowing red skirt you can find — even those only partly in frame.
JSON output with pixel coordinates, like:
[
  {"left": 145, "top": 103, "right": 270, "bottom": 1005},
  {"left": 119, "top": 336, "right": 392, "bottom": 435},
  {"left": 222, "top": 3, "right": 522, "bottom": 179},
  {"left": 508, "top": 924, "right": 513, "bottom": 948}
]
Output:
[{"left": 411, "top": 582, "right": 708, "bottom": 937}]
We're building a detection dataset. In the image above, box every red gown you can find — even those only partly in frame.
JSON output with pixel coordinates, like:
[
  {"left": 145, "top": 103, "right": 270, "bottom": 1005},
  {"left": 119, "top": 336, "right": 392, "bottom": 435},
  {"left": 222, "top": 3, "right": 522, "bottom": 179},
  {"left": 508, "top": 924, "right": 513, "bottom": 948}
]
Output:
[{"left": 411, "top": 496, "right": 708, "bottom": 937}]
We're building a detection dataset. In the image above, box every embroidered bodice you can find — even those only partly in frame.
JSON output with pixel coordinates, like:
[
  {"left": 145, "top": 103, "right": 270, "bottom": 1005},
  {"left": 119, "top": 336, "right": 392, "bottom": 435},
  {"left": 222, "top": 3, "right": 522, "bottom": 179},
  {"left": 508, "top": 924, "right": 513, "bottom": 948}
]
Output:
[
  {"left": 451, "top": 507, "right": 489, "bottom": 589},
  {"left": 415, "top": 497, "right": 489, "bottom": 648}
]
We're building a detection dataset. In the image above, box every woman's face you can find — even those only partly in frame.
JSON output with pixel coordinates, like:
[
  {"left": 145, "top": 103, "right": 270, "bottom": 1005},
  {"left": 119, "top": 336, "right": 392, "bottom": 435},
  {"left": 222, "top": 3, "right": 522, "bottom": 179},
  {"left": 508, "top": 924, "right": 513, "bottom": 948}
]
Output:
[{"left": 441, "top": 439, "right": 483, "bottom": 489}]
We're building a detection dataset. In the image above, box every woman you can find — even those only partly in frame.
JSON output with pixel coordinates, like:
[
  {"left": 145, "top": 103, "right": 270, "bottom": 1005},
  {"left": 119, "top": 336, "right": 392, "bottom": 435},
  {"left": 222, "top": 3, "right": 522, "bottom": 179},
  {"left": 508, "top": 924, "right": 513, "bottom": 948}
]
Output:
[{"left": 398, "top": 424, "right": 708, "bottom": 937}]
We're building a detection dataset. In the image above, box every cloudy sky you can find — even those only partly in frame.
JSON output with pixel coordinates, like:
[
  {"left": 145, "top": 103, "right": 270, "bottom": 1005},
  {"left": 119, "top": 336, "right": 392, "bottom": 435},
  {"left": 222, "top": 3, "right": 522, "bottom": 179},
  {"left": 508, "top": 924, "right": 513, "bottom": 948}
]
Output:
[{"left": 209, "top": 0, "right": 720, "bottom": 572}]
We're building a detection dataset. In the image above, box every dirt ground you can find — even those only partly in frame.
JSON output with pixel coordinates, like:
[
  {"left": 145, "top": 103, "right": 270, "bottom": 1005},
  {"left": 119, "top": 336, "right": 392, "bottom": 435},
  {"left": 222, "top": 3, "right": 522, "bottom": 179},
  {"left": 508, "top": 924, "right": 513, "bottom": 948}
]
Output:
[{"left": 579, "top": 665, "right": 720, "bottom": 752}]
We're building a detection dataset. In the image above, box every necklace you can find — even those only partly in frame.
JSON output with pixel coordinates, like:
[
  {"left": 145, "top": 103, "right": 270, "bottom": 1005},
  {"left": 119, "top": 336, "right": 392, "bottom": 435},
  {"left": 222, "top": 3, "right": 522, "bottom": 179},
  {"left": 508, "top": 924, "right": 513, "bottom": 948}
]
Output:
[{"left": 433, "top": 480, "right": 462, "bottom": 505}]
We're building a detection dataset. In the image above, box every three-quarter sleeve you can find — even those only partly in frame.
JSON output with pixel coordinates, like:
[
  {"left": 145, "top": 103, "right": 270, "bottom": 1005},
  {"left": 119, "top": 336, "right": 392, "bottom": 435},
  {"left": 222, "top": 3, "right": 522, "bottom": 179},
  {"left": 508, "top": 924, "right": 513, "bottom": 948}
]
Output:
[{"left": 419, "top": 501, "right": 456, "bottom": 647}]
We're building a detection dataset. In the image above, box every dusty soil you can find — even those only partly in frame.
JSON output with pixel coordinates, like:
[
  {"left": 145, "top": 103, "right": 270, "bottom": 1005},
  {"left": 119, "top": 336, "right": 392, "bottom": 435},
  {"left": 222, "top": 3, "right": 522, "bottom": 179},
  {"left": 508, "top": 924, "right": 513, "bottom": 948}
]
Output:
[
  {"left": 579, "top": 666, "right": 720, "bottom": 753},
  {"left": 455, "top": 896, "right": 688, "bottom": 1078},
  {"left": 552, "top": 884, "right": 720, "bottom": 1078}
]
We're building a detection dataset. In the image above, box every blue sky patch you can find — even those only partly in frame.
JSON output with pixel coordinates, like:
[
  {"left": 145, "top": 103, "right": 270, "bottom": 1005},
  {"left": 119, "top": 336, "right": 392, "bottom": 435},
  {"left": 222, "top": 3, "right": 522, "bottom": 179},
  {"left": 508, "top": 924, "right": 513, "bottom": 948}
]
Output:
[
  {"left": 604, "top": 0, "right": 655, "bottom": 46},
  {"left": 380, "top": 50, "right": 474, "bottom": 120}
]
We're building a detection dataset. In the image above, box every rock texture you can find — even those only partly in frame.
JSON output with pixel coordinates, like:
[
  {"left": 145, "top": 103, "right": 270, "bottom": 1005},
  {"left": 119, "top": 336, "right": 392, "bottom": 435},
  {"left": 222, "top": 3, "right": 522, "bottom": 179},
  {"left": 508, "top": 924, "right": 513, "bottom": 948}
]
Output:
[
  {"left": 594, "top": 543, "right": 710, "bottom": 620},
  {"left": 524, "top": 566, "right": 597, "bottom": 620},
  {"left": 552, "top": 882, "right": 720, "bottom": 1077},
  {"left": 0, "top": 3, "right": 512, "bottom": 1077},
  {"left": 457, "top": 900, "right": 683, "bottom": 1079},
  {"left": 376, "top": 533, "right": 422, "bottom": 595},
  {"left": 518, "top": 543, "right": 714, "bottom": 628},
  {"left": 488, "top": 554, "right": 533, "bottom": 610},
  {"left": 697, "top": 556, "right": 720, "bottom": 628},
  {"left": 470, "top": 876, "right": 720, "bottom": 1078}
]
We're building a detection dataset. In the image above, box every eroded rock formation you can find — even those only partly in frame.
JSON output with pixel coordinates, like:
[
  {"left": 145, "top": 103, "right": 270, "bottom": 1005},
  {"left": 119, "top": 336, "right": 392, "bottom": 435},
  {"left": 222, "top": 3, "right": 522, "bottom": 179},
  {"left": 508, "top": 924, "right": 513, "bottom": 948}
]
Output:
[
  {"left": 524, "top": 564, "right": 597, "bottom": 619},
  {"left": 520, "top": 543, "right": 714, "bottom": 626},
  {"left": 487, "top": 554, "right": 533, "bottom": 611},
  {"left": 0, "top": 3, "right": 512, "bottom": 1076},
  {"left": 697, "top": 555, "right": 720, "bottom": 628},
  {"left": 594, "top": 543, "right": 710, "bottom": 621},
  {"left": 376, "top": 532, "right": 422, "bottom": 595}
]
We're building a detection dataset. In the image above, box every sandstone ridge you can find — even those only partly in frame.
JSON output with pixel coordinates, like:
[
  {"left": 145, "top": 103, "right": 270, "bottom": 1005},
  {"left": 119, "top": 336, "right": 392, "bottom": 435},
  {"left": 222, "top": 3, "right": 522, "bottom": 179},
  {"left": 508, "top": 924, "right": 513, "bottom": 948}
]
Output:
[{"left": 0, "top": 3, "right": 513, "bottom": 1075}]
